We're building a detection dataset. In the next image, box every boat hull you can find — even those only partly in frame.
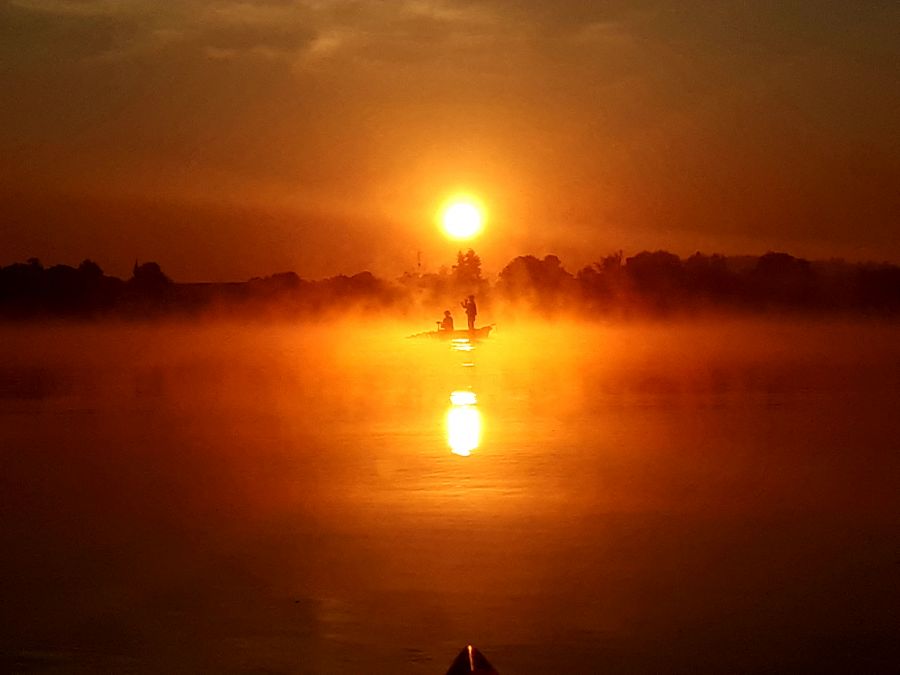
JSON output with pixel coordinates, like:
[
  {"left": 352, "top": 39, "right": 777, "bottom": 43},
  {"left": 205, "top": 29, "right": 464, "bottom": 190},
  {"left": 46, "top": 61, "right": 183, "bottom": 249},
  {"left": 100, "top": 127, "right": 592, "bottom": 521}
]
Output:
[{"left": 410, "top": 326, "right": 493, "bottom": 340}]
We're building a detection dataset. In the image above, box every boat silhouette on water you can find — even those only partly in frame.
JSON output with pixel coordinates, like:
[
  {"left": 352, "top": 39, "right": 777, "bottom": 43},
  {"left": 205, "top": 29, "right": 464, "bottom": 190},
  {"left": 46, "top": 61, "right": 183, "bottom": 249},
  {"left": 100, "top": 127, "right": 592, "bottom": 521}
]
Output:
[
  {"left": 445, "top": 645, "right": 499, "bottom": 674},
  {"left": 408, "top": 325, "right": 493, "bottom": 340}
]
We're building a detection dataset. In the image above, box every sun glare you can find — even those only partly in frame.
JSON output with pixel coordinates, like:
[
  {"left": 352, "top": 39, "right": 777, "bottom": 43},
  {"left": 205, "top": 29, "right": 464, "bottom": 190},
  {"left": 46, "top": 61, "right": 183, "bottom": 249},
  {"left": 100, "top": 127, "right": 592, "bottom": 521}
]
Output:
[{"left": 440, "top": 198, "right": 484, "bottom": 240}]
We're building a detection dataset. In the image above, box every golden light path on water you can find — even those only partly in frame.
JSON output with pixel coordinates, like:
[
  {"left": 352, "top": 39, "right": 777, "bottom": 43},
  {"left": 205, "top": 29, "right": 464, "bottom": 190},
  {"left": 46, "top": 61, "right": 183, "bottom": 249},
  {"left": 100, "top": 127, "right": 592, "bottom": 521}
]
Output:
[
  {"left": 450, "top": 338, "right": 474, "bottom": 352},
  {"left": 444, "top": 335, "right": 482, "bottom": 456},
  {"left": 446, "top": 390, "right": 481, "bottom": 457}
]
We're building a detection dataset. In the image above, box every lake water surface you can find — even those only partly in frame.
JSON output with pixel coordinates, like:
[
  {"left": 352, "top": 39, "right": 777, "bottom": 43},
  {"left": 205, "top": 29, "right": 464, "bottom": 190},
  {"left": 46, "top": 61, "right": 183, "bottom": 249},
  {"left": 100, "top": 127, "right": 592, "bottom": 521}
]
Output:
[{"left": 1, "top": 318, "right": 899, "bottom": 673}]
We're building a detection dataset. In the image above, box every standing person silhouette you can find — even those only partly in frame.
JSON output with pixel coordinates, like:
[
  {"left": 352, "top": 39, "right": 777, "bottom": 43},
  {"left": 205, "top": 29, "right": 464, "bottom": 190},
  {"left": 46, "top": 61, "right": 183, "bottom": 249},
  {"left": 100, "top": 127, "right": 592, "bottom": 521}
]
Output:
[{"left": 461, "top": 294, "right": 477, "bottom": 330}]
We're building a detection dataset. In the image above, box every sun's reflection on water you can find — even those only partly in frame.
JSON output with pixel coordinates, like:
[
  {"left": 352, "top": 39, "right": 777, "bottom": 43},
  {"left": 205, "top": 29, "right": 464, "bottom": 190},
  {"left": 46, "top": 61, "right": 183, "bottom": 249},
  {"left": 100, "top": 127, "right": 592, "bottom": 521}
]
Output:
[
  {"left": 450, "top": 338, "right": 474, "bottom": 352},
  {"left": 447, "top": 390, "right": 481, "bottom": 457}
]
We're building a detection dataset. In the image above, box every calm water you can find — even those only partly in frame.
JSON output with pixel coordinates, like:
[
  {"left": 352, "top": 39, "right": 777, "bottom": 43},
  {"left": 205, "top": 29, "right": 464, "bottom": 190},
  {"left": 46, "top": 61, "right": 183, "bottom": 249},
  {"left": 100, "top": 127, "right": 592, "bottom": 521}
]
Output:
[{"left": 1, "top": 318, "right": 899, "bottom": 673}]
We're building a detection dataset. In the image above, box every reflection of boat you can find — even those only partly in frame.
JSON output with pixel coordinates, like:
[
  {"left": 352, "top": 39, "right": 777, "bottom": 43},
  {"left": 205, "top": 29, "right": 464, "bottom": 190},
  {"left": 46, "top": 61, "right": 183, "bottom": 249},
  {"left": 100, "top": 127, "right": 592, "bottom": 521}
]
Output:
[
  {"left": 445, "top": 645, "right": 499, "bottom": 674},
  {"left": 408, "top": 325, "right": 493, "bottom": 340}
]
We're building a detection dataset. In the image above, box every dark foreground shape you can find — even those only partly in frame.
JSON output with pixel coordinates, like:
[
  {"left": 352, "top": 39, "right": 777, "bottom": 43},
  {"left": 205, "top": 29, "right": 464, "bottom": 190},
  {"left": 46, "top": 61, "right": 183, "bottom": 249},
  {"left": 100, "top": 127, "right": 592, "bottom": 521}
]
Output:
[
  {"left": 409, "top": 326, "right": 494, "bottom": 340},
  {"left": 445, "top": 645, "right": 499, "bottom": 674}
]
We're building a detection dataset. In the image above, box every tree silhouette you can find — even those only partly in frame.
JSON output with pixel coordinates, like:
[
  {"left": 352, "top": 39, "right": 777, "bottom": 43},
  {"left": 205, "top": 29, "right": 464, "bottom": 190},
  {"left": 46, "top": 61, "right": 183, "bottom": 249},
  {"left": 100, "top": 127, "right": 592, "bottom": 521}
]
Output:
[
  {"left": 748, "top": 252, "right": 817, "bottom": 308},
  {"left": 498, "top": 254, "right": 575, "bottom": 310},
  {"left": 78, "top": 259, "right": 103, "bottom": 279},
  {"left": 577, "top": 251, "right": 626, "bottom": 309},
  {"left": 130, "top": 261, "right": 171, "bottom": 291},
  {"left": 452, "top": 249, "right": 482, "bottom": 289}
]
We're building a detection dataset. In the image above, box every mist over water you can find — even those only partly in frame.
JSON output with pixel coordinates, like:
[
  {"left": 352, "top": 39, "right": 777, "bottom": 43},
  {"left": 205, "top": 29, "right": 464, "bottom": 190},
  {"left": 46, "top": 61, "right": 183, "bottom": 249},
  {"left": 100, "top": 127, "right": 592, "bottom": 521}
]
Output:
[{"left": 1, "top": 318, "right": 899, "bottom": 673}]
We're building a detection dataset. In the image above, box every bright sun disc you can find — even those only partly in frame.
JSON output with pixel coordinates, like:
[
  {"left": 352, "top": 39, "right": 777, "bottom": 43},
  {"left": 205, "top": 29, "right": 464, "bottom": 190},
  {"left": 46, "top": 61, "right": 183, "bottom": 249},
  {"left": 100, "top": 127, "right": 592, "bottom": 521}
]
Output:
[{"left": 441, "top": 200, "right": 484, "bottom": 240}]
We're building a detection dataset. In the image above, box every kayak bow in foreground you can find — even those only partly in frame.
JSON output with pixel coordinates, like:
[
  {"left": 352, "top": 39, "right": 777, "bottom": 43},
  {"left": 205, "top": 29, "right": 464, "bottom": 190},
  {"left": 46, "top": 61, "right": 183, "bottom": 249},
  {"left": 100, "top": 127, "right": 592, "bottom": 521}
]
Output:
[{"left": 445, "top": 645, "right": 499, "bottom": 675}]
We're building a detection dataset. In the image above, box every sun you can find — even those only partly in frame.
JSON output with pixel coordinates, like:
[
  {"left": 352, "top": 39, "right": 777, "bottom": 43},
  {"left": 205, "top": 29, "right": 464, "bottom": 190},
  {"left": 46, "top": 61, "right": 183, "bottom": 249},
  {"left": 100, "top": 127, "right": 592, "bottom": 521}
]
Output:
[{"left": 440, "top": 197, "right": 485, "bottom": 240}]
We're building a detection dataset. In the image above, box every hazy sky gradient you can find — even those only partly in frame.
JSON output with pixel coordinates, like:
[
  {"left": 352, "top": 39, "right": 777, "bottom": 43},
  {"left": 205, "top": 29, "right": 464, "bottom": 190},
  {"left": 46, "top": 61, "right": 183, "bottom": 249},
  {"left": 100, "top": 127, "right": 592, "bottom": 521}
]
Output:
[{"left": 2, "top": 0, "right": 898, "bottom": 280}]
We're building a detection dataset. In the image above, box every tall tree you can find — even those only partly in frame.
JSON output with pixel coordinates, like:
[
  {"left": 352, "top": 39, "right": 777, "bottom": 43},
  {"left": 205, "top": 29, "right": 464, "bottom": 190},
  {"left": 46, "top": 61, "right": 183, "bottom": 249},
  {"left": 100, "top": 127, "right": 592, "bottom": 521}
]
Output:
[{"left": 452, "top": 249, "right": 482, "bottom": 288}]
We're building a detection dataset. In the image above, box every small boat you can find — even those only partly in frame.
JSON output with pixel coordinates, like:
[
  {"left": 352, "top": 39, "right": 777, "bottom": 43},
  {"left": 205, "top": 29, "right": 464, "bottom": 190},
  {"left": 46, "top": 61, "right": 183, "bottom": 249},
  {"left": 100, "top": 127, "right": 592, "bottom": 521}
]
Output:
[
  {"left": 408, "top": 325, "right": 493, "bottom": 340},
  {"left": 445, "top": 645, "right": 499, "bottom": 674}
]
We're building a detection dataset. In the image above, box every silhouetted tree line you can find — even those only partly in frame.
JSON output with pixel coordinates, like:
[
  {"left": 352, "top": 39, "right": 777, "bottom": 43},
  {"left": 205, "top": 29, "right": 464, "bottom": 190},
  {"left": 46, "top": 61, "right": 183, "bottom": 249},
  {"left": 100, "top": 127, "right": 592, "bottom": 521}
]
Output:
[
  {"left": 493, "top": 250, "right": 900, "bottom": 315},
  {"left": 577, "top": 251, "right": 900, "bottom": 314},
  {"left": 0, "top": 258, "right": 403, "bottom": 319},
  {"left": 2, "top": 249, "right": 899, "bottom": 319}
]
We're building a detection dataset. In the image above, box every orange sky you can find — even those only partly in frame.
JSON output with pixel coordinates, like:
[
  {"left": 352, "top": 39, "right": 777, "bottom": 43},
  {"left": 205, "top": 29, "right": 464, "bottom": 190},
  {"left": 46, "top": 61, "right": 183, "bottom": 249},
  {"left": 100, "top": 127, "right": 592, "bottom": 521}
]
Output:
[{"left": 2, "top": 1, "right": 898, "bottom": 281}]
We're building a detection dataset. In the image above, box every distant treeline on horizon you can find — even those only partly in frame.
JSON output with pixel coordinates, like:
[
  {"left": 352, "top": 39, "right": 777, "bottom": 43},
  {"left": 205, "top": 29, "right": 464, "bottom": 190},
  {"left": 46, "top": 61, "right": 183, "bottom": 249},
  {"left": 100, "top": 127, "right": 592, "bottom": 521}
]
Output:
[{"left": 2, "top": 250, "right": 899, "bottom": 319}]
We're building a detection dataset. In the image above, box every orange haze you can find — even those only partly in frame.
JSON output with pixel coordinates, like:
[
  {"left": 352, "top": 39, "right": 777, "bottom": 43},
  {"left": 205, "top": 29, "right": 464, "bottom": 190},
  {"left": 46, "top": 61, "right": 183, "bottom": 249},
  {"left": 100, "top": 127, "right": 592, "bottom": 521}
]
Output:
[{"left": 2, "top": 2, "right": 898, "bottom": 280}]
